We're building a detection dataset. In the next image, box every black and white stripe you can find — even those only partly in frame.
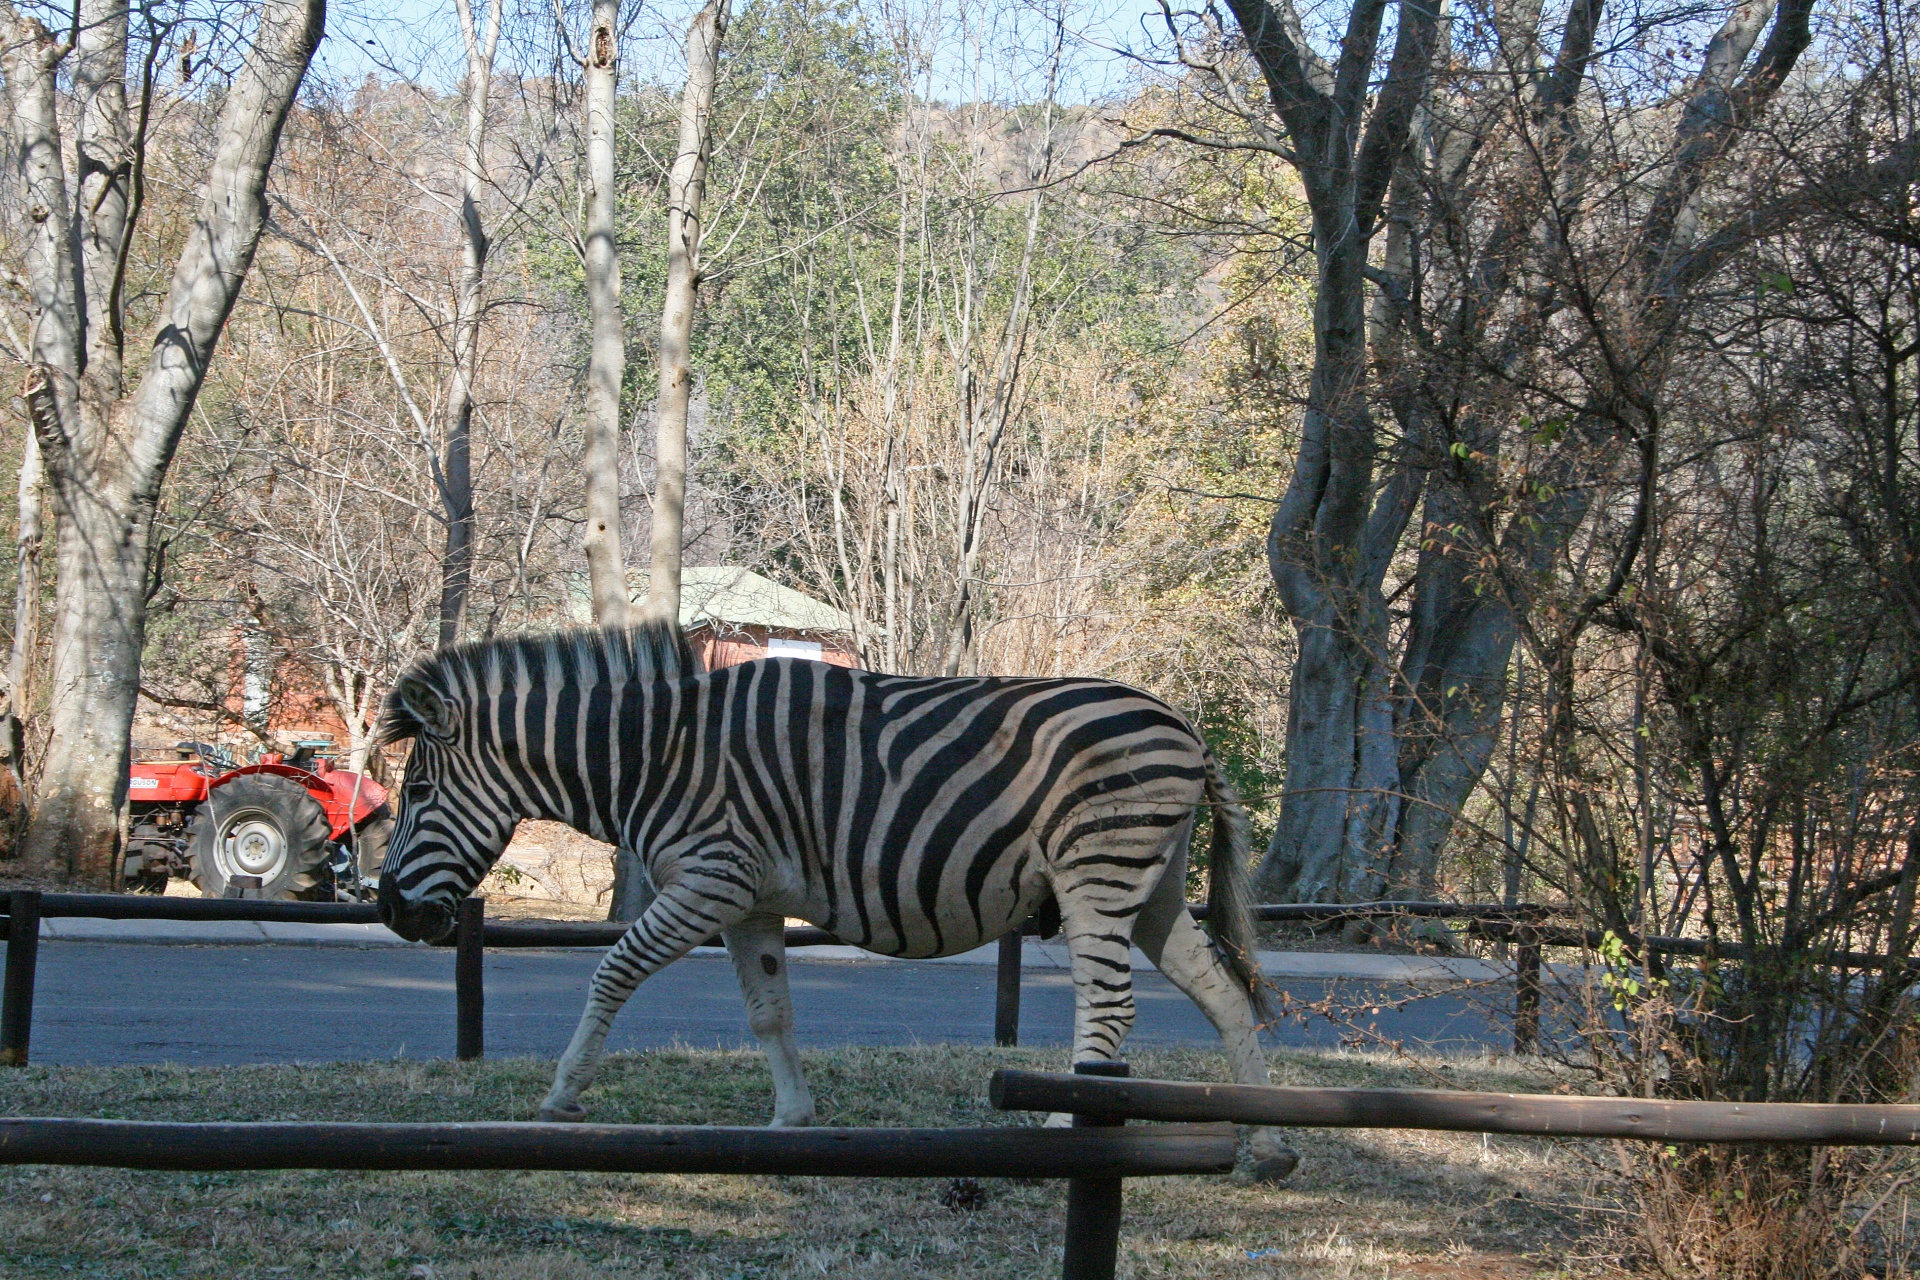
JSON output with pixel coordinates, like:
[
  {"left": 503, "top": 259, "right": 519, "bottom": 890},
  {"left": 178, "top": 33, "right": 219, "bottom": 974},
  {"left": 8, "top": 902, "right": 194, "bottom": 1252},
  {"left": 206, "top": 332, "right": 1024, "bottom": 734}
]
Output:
[{"left": 373, "top": 623, "right": 1295, "bottom": 1175}]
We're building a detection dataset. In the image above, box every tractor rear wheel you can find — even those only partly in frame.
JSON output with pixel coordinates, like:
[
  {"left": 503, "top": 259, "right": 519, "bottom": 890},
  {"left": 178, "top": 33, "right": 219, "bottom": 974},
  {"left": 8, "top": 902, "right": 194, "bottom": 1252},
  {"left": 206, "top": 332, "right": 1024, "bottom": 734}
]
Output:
[
  {"left": 190, "top": 775, "right": 331, "bottom": 899},
  {"left": 352, "top": 807, "right": 393, "bottom": 886}
]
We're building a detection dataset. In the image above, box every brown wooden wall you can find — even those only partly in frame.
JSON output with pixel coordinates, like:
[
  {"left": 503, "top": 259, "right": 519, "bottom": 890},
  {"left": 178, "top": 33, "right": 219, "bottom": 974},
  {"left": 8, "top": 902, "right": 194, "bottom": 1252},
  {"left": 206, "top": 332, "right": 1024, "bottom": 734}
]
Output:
[{"left": 689, "top": 625, "right": 861, "bottom": 672}]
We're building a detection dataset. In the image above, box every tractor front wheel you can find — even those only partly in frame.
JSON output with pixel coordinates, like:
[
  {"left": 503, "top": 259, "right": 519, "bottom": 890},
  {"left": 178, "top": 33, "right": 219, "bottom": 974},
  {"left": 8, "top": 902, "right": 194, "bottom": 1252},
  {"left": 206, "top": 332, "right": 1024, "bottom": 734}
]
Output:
[{"left": 190, "top": 775, "right": 331, "bottom": 899}]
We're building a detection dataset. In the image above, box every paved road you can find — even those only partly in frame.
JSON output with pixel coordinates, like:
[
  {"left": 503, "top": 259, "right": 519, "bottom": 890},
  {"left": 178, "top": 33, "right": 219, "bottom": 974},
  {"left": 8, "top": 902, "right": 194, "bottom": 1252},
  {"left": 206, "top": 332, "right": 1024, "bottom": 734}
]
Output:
[{"left": 23, "top": 941, "right": 1518, "bottom": 1066}]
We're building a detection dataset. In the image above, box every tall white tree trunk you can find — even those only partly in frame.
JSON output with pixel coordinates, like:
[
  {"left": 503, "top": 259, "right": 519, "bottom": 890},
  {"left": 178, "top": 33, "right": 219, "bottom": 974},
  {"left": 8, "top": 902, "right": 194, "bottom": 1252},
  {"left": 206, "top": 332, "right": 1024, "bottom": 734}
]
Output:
[
  {"left": 579, "top": 0, "right": 634, "bottom": 629},
  {"left": 640, "top": 0, "right": 729, "bottom": 628},
  {"left": 6, "top": 430, "right": 44, "bottom": 772},
  {"left": 438, "top": 0, "right": 503, "bottom": 647},
  {"left": 2, "top": 0, "right": 325, "bottom": 883},
  {"left": 241, "top": 633, "right": 274, "bottom": 734}
]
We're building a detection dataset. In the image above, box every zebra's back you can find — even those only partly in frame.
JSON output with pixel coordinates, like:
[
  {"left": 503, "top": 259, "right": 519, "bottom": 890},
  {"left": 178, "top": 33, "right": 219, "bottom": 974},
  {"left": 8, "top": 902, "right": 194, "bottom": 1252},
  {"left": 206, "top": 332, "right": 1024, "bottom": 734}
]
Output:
[{"left": 639, "top": 658, "right": 1210, "bottom": 958}]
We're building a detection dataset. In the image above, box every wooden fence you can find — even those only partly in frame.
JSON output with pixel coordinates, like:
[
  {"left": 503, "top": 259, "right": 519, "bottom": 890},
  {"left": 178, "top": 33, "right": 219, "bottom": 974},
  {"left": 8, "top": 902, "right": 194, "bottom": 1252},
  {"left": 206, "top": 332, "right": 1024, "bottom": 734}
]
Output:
[
  {"left": 0, "top": 1057, "right": 1229, "bottom": 1280},
  {"left": 1, "top": 890, "right": 1572, "bottom": 1067},
  {"left": 7, "top": 876, "right": 1919, "bottom": 1278},
  {"left": 990, "top": 1069, "right": 1920, "bottom": 1145},
  {"left": 11, "top": 1056, "right": 1920, "bottom": 1278}
]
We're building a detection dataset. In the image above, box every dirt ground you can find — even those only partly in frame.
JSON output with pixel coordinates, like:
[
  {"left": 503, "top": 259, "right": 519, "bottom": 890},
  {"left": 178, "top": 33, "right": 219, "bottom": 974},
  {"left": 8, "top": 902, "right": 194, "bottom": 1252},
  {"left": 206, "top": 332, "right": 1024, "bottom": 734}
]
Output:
[
  {"left": 0, "top": 1044, "right": 1618, "bottom": 1279},
  {"left": 477, "top": 820, "right": 620, "bottom": 921}
]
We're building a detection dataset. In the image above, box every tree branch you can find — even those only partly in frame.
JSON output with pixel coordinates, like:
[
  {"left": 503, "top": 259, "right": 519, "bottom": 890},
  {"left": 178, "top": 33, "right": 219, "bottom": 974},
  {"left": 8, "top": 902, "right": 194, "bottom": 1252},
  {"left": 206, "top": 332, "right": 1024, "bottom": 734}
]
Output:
[
  {"left": 136, "top": 686, "right": 275, "bottom": 748},
  {"left": 1353, "top": 0, "right": 1444, "bottom": 230},
  {"left": 122, "top": 0, "right": 325, "bottom": 511},
  {"left": 1222, "top": 0, "right": 1334, "bottom": 161}
]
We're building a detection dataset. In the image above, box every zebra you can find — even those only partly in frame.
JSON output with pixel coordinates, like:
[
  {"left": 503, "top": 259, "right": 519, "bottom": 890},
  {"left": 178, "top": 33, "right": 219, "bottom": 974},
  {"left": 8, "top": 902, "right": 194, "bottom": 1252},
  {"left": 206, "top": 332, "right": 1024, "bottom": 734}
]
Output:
[{"left": 374, "top": 622, "right": 1299, "bottom": 1181}]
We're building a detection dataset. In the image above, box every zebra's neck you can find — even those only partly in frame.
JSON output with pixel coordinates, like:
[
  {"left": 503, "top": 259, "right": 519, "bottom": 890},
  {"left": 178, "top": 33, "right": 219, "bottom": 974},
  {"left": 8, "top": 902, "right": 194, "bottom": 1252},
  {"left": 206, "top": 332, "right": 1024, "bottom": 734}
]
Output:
[{"left": 501, "top": 660, "right": 693, "bottom": 847}]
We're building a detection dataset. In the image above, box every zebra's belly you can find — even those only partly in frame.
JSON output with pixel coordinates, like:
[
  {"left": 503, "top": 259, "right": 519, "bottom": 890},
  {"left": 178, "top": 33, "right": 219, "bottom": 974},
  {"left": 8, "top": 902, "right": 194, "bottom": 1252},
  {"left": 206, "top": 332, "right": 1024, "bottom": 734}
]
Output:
[{"left": 790, "top": 885, "right": 1047, "bottom": 960}]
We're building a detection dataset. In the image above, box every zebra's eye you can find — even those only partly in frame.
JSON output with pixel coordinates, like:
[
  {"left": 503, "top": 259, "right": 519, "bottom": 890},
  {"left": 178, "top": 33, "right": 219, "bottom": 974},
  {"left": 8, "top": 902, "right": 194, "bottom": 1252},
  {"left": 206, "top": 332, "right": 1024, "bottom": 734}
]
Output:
[{"left": 405, "top": 779, "right": 434, "bottom": 803}]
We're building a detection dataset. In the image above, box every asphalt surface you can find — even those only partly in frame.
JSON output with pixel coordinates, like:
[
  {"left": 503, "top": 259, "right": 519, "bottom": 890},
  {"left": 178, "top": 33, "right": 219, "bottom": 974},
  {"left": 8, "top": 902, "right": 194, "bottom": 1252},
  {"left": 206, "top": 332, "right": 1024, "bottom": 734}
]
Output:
[{"left": 20, "top": 941, "right": 1519, "bottom": 1066}]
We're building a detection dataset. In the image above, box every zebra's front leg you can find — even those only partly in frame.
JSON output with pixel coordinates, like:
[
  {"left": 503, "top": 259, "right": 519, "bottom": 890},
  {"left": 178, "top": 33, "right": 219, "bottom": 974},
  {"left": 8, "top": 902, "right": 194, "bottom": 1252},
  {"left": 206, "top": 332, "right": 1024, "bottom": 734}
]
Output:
[
  {"left": 723, "top": 912, "right": 815, "bottom": 1128},
  {"left": 538, "top": 883, "right": 746, "bottom": 1122}
]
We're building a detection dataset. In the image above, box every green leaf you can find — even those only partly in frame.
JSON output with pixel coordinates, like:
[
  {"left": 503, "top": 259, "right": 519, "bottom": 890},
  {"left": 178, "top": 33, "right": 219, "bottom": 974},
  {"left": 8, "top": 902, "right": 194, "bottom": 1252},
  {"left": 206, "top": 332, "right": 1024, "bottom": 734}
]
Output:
[{"left": 1530, "top": 414, "right": 1572, "bottom": 446}]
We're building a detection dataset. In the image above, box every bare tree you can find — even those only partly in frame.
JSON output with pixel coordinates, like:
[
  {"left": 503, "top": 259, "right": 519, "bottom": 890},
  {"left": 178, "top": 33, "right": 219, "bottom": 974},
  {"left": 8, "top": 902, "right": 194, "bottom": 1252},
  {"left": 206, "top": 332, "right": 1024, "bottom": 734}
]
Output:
[
  {"left": 2, "top": 0, "right": 324, "bottom": 883},
  {"left": 162, "top": 70, "right": 585, "bottom": 779},
  {"left": 1157, "top": 0, "right": 1850, "bottom": 904},
  {"left": 640, "top": 0, "right": 729, "bottom": 627},
  {"left": 579, "top": 0, "right": 634, "bottom": 629},
  {"left": 937, "top": 31, "right": 1057, "bottom": 677},
  {"left": 438, "top": 0, "right": 506, "bottom": 645}
]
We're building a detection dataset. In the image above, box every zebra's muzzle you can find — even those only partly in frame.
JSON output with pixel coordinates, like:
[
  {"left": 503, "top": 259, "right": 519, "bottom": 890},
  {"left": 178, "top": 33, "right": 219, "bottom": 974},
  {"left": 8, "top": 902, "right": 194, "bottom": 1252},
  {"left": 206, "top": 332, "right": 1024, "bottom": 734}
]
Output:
[{"left": 378, "top": 875, "right": 455, "bottom": 943}]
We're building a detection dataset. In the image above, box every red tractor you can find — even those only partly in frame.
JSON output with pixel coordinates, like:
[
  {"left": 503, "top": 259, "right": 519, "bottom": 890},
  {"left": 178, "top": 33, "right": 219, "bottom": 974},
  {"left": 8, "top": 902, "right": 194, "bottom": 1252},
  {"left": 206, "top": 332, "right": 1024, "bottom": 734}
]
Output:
[{"left": 123, "top": 741, "right": 392, "bottom": 900}]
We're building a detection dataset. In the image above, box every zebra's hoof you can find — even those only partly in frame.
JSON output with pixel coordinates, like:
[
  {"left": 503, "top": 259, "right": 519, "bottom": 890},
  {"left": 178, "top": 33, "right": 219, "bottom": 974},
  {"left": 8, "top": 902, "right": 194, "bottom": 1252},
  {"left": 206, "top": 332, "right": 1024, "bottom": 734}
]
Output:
[
  {"left": 1244, "top": 1147, "right": 1300, "bottom": 1184},
  {"left": 538, "top": 1101, "right": 588, "bottom": 1123}
]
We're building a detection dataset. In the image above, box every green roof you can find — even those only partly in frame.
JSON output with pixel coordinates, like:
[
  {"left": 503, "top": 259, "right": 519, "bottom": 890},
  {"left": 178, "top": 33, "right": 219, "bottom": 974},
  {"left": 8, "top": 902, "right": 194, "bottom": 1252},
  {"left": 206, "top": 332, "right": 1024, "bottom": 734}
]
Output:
[
  {"left": 674, "top": 567, "right": 862, "bottom": 635},
  {"left": 567, "top": 566, "right": 875, "bottom": 636}
]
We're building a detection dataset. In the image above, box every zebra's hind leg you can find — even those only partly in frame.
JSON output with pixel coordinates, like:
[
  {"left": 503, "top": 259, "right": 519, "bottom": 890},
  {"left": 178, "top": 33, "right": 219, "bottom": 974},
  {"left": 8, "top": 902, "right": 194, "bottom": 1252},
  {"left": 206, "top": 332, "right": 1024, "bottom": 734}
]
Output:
[
  {"left": 538, "top": 883, "right": 747, "bottom": 1123},
  {"left": 1135, "top": 859, "right": 1300, "bottom": 1183},
  {"left": 722, "top": 911, "right": 815, "bottom": 1128},
  {"left": 1043, "top": 904, "right": 1143, "bottom": 1131}
]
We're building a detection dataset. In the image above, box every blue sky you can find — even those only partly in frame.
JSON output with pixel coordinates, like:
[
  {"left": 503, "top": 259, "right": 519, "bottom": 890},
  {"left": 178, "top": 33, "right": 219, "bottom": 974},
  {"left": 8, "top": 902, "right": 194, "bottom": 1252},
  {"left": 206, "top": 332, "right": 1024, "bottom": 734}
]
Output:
[{"left": 314, "top": 0, "right": 1163, "bottom": 104}]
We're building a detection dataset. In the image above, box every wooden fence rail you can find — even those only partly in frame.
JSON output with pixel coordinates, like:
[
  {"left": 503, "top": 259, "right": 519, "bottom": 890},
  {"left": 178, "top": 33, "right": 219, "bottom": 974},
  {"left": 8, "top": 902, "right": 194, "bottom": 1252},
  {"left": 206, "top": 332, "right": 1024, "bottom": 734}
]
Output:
[
  {"left": 0, "top": 1061, "right": 1224, "bottom": 1279},
  {"left": 32, "top": 892, "right": 382, "bottom": 923},
  {"left": 1, "top": 890, "right": 1623, "bottom": 1066},
  {"left": 0, "top": 1114, "right": 1236, "bottom": 1177},
  {"left": 989, "top": 1070, "right": 1920, "bottom": 1145}
]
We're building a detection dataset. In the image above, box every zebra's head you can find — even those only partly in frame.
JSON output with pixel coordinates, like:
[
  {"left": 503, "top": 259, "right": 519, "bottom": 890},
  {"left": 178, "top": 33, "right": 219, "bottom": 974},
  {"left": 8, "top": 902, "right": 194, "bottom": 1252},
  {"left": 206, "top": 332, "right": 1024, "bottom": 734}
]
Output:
[
  {"left": 370, "top": 623, "right": 697, "bottom": 942},
  {"left": 373, "top": 662, "right": 519, "bottom": 943}
]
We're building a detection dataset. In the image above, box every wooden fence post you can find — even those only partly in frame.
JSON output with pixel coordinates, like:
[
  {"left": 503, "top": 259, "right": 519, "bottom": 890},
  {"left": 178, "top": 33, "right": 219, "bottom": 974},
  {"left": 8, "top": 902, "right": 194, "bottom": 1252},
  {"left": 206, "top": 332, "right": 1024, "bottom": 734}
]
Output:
[
  {"left": 1062, "top": 1059, "right": 1129, "bottom": 1280},
  {"left": 2, "top": 889, "right": 41, "bottom": 1067},
  {"left": 995, "top": 931, "right": 1022, "bottom": 1047},
  {"left": 456, "top": 896, "right": 484, "bottom": 1061},
  {"left": 1513, "top": 925, "right": 1541, "bottom": 1056}
]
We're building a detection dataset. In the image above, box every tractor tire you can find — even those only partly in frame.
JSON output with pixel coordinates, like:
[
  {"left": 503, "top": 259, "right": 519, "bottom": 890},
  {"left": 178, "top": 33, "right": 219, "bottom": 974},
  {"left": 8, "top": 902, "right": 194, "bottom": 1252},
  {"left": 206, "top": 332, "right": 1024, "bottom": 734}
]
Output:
[
  {"left": 352, "top": 807, "right": 393, "bottom": 885},
  {"left": 189, "top": 775, "right": 331, "bottom": 900},
  {"left": 124, "top": 811, "right": 182, "bottom": 892}
]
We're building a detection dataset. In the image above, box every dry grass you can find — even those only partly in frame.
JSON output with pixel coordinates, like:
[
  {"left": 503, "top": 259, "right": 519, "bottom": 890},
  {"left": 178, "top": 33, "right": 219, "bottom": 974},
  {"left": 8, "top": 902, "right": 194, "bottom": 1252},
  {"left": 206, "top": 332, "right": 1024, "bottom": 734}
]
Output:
[{"left": 0, "top": 1044, "right": 1608, "bottom": 1279}]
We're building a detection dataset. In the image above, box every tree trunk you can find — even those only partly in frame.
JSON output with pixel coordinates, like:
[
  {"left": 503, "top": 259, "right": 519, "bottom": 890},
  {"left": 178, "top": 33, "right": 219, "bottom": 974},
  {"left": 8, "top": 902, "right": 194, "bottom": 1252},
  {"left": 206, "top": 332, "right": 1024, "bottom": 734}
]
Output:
[
  {"left": 641, "top": 0, "right": 729, "bottom": 629},
  {"left": 320, "top": 661, "right": 378, "bottom": 777},
  {"left": 573, "top": 0, "right": 643, "bottom": 921},
  {"left": 6, "top": 429, "right": 44, "bottom": 779},
  {"left": 438, "top": 404, "right": 475, "bottom": 647},
  {"left": 438, "top": 0, "right": 502, "bottom": 647},
  {"left": 939, "top": 82, "right": 1054, "bottom": 677},
  {"left": 580, "top": 0, "right": 634, "bottom": 630},
  {"left": 29, "top": 467, "right": 151, "bottom": 880},
  {"left": 4, "top": 0, "right": 325, "bottom": 885},
  {"left": 1382, "top": 479, "right": 1519, "bottom": 896},
  {"left": 1255, "top": 189, "right": 1413, "bottom": 901}
]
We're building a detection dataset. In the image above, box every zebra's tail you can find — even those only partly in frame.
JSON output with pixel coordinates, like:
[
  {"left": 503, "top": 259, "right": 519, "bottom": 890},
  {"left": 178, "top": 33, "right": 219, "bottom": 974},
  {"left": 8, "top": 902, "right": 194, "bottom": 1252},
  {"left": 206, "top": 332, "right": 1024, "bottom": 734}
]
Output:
[{"left": 1203, "top": 750, "right": 1275, "bottom": 1023}]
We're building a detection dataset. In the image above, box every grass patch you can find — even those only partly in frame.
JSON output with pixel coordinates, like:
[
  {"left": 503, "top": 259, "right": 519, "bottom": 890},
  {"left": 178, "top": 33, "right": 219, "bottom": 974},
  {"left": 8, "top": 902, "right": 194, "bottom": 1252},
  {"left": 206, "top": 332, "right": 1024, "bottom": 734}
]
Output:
[{"left": 0, "top": 1045, "right": 1604, "bottom": 1278}]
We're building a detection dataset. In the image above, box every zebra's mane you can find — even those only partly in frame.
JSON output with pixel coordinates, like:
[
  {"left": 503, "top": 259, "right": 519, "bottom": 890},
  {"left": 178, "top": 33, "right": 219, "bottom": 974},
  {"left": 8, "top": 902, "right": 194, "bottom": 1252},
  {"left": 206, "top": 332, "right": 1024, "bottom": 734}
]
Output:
[{"left": 374, "top": 620, "right": 696, "bottom": 745}]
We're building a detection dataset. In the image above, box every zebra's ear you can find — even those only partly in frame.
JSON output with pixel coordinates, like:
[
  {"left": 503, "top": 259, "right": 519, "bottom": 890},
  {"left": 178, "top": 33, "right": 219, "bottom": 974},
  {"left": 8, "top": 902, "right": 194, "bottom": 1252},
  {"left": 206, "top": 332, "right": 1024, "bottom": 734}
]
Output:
[{"left": 394, "top": 676, "right": 458, "bottom": 742}]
